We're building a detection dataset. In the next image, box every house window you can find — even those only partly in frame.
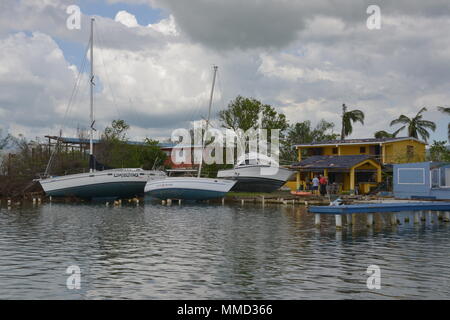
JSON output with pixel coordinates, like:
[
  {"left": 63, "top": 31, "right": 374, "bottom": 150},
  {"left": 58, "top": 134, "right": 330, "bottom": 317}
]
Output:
[
  {"left": 431, "top": 168, "right": 440, "bottom": 188},
  {"left": 359, "top": 147, "right": 366, "bottom": 153},
  {"left": 332, "top": 148, "right": 338, "bottom": 154},
  {"left": 439, "top": 167, "right": 450, "bottom": 187}
]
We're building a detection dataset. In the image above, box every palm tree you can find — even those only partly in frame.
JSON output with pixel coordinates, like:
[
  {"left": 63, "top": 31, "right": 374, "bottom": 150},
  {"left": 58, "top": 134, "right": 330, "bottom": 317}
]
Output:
[
  {"left": 437, "top": 106, "right": 450, "bottom": 142},
  {"left": 390, "top": 107, "right": 436, "bottom": 142},
  {"left": 373, "top": 127, "right": 403, "bottom": 139},
  {"left": 341, "top": 103, "right": 365, "bottom": 140}
]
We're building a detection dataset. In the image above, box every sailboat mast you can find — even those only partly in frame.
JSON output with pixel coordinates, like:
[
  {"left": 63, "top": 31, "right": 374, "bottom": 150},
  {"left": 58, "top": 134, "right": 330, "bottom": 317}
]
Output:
[
  {"left": 197, "top": 65, "right": 218, "bottom": 178},
  {"left": 89, "top": 18, "right": 95, "bottom": 172}
]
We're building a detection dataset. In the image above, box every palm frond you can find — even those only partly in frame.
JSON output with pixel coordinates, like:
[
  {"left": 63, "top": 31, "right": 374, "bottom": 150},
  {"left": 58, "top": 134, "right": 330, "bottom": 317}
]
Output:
[
  {"left": 416, "top": 120, "right": 436, "bottom": 131},
  {"left": 390, "top": 115, "right": 410, "bottom": 126},
  {"left": 438, "top": 106, "right": 450, "bottom": 115}
]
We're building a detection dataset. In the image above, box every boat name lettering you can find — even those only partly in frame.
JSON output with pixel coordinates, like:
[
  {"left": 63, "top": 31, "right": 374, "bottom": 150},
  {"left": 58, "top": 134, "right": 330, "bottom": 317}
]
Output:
[{"left": 114, "top": 173, "right": 139, "bottom": 178}]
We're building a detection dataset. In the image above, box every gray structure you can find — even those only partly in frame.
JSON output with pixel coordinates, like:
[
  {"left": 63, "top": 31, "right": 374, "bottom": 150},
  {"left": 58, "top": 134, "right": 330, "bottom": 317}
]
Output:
[{"left": 393, "top": 161, "right": 450, "bottom": 200}]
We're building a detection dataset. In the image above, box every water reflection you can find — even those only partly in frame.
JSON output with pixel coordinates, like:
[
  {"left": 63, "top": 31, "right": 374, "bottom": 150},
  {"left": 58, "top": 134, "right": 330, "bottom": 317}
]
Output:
[{"left": 0, "top": 202, "right": 449, "bottom": 299}]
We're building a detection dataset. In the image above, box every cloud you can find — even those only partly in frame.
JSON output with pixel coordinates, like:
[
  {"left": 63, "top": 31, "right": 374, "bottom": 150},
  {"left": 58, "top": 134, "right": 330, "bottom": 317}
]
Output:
[
  {"left": 1, "top": 0, "right": 450, "bottom": 145},
  {"left": 115, "top": 10, "right": 139, "bottom": 28}
]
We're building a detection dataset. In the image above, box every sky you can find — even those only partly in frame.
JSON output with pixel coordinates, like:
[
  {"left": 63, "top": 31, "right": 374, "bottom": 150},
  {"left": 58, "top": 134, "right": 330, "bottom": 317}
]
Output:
[{"left": 1, "top": 0, "right": 450, "bottom": 144}]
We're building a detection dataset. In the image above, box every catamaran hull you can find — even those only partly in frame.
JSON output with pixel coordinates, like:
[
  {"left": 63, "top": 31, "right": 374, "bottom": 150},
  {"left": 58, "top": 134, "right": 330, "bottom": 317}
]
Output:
[
  {"left": 217, "top": 166, "right": 294, "bottom": 193},
  {"left": 144, "top": 178, "right": 236, "bottom": 200},
  {"left": 39, "top": 169, "right": 166, "bottom": 199}
]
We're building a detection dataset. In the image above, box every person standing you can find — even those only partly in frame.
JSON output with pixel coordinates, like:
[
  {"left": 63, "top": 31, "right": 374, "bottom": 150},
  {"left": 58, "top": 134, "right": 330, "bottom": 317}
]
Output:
[
  {"left": 319, "top": 175, "right": 328, "bottom": 196},
  {"left": 312, "top": 175, "right": 319, "bottom": 195}
]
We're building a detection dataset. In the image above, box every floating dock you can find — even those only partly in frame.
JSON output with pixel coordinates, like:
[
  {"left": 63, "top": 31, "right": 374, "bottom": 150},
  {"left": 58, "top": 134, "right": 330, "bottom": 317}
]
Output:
[
  {"left": 308, "top": 201, "right": 450, "bottom": 228},
  {"left": 308, "top": 202, "right": 450, "bottom": 214}
]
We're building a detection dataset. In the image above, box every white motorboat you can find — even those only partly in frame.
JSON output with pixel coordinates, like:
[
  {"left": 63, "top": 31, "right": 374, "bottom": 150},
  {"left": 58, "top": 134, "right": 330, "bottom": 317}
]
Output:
[
  {"left": 38, "top": 18, "right": 166, "bottom": 199},
  {"left": 217, "top": 154, "right": 294, "bottom": 193}
]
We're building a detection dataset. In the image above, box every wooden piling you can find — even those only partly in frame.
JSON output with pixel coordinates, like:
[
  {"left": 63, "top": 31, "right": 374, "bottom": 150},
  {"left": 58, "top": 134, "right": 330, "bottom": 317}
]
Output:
[
  {"left": 444, "top": 211, "right": 450, "bottom": 222},
  {"left": 420, "top": 211, "right": 426, "bottom": 221},
  {"left": 390, "top": 213, "right": 397, "bottom": 225},
  {"left": 314, "top": 214, "right": 321, "bottom": 227},
  {"left": 366, "top": 213, "right": 374, "bottom": 227},
  {"left": 414, "top": 211, "right": 420, "bottom": 224},
  {"left": 335, "top": 215, "right": 342, "bottom": 229},
  {"left": 346, "top": 214, "right": 352, "bottom": 225}
]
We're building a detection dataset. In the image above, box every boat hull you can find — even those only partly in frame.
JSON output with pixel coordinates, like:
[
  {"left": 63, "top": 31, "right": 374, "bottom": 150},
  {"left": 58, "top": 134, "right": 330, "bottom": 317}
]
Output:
[
  {"left": 217, "top": 165, "right": 293, "bottom": 193},
  {"left": 39, "top": 169, "right": 166, "bottom": 199},
  {"left": 144, "top": 177, "right": 236, "bottom": 200}
]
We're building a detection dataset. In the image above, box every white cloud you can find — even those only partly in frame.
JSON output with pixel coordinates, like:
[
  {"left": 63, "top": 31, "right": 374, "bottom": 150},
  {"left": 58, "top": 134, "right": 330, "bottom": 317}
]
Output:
[
  {"left": 115, "top": 10, "right": 139, "bottom": 28},
  {"left": 1, "top": 0, "right": 450, "bottom": 145}
]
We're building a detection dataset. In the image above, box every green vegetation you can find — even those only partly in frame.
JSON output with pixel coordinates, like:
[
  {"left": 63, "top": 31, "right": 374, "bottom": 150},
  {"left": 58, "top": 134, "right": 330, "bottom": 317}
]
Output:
[
  {"left": 340, "top": 103, "right": 365, "bottom": 140},
  {"left": 282, "top": 120, "right": 338, "bottom": 162},
  {"left": 427, "top": 140, "right": 450, "bottom": 162},
  {"left": 437, "top": 106, "right": 450, "bottom": 142},
  {"left": 389, "top": 107, "right": 436, "bottom": 142},
  {"left": 96, "top": 120, "right": 167, "bottom": 170},
  {"left": 218, "top": 95, "right": 288, "bottom": 132}
]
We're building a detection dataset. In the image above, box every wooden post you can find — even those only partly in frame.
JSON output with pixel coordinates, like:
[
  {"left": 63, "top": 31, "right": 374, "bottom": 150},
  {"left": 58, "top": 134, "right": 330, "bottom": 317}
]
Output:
[
  {"left": 222, "top": 197, "right": 225, "bottom": 205},
  {"left": 390, "top": 213, "right": 397, "bottom": 225},
  {"left": 241, "top": 199, "right": 244, "bottom": 206},
  {"left": 335, "top": 215, "right": 342, "bottom": 229},
  {"left": 315, "top": 214, "right": 321, "bottom": 226},
  {"left": 444, "top": 212, "right": 450, "bottom": 222},
  {"left": 414, "top": 211, "right": 420, "bottom": 224},
  {"left": 346, "top": 214, "right": 352, "bottom": 225},
  {"left": 296, "top": 171, "right": 301, "bottom": 190},
  {"left": 366, "top": 213, "right": 374, "bottom": 226},
  {"left": 261, "top": 196, "right": 265, "bottom": 206},
  {"left": 420, "top": 211, "right": 426, "bottom": 221}
]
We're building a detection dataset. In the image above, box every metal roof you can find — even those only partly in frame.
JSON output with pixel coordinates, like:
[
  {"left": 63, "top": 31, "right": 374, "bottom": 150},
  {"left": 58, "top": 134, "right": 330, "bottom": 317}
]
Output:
[
  {"left": 294, "top": 137, "right": 426, "bottom": 148},
  {"left": 291, "top": 155, "right": 379, "bottom": 170},
  {"left": 45, "top": 136, "right": 202, "bottom": 148}
]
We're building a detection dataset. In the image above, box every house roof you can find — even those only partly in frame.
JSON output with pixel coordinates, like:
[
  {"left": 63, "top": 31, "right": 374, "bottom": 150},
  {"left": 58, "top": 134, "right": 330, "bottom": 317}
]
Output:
[
  {"left": 291, "top": 155, "right": 379, "bottom": 170},
  {"left": 294, "top": 137, "right": 426, "bottom": 148},
  {"left": 45, "top": 136, "right": 201, "bottom": 149}
]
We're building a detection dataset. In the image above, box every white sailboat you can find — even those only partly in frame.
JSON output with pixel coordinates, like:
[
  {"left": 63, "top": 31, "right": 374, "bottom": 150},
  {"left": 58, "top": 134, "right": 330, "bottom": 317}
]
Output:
[
  {"left": 144, "top": 66, "right": 236, "bottom": 200},
  {"left": 39, "top": 18, "right": 166, "bottom": 200}
]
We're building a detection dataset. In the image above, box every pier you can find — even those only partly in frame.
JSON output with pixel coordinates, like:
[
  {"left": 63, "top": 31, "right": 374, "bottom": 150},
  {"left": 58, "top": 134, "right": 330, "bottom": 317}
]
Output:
[{"left": 308, "top": 202, "right": 450, "bottom": 228}]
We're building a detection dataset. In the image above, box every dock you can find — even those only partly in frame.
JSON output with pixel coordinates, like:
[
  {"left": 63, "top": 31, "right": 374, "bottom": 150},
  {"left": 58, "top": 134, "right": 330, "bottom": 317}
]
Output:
[{"left": 308, "top": 201, "right": 450, "bottom": 228}]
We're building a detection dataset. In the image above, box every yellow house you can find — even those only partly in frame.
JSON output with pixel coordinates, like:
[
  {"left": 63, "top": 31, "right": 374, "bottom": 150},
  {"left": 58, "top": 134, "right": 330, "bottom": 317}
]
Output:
[
  {"left": 296, "top": 137, "right": 426, "bottom": 164},
  {"left": 287, "top": 137, "right": 427, "bottom": 194}
]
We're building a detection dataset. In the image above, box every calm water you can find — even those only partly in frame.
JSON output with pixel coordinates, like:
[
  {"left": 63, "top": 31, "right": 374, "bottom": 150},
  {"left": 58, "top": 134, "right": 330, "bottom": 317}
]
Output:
[{"left": 0, "top": 201, "right": 449, "bottom": 299}]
